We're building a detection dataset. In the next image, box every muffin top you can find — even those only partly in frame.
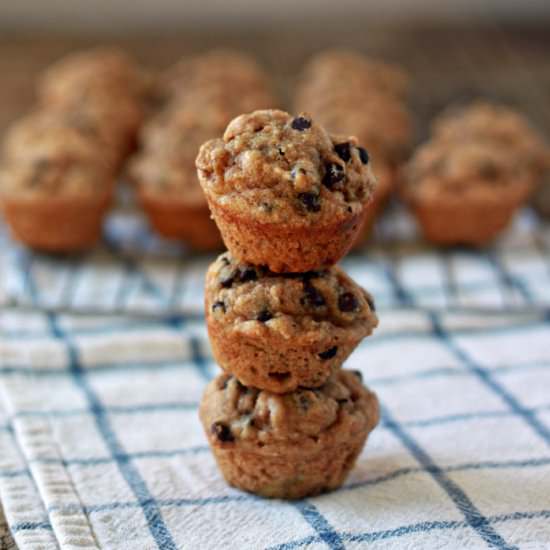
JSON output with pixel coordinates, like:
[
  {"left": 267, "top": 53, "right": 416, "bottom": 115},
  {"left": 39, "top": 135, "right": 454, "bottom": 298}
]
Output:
[
  {"left": 3, "top": 111, "right": 107, "bottom": 166},
  {"left": 160, "top": 49, "right": 273, "bottom": 102},
  {"left": 206, "top": 252, "right": 378, "bottom": 338},
  {"left": 196, "top": 109, "right": 377, "bottom": 225},
  {"left": 39, "top": 47, "right": 149, "bottom": 103},
  {"left": 299, "top": 50, "right": 409, "bottom": 100},
  {"left": 202, "top": 370, "right": 379, "bottom": 450},
  {"left": 406, "top": 138, "right": 535, "bottom": 200},
  {"left": 0, "top": 112, "right": 112, "bottom": 197},
  {"left": 0, "top": 156, "right": 112, "bottom": 198},
  {"left": 432, "top": 101, "right": 549, "bottom": 174}
]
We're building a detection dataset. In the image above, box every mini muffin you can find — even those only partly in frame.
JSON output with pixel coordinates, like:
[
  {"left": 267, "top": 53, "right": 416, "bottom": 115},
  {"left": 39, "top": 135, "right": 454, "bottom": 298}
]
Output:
[
  {"left": 196, "top": 109, "right": 377, "bottom": 272},
  {"left": 432, "top": 101, "right": 549, "bottom": 181},
  {"left": 0, "top": 116, "right": 114, "bottom": 252},
  {"left": 205, "top": 252, "right": 378, "bottom": 393},
  {"left": 38, "top": 47, "right": 150, "bottom": 105},
  {"left": 200, "top": 369, "right": 379, "bottom": 499},
  {"left": 130, "top": 87, "right": 276, "bottom": 250},
  {"left": 403, "top": 138, "right": 536, "bottom": 246}
]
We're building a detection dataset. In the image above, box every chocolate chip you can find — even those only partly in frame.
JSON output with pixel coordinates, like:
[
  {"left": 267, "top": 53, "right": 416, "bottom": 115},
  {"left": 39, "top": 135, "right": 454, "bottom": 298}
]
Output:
[
  {"left": 291, "top": 166, "right": 305, "bottom": 180},
  {"left": 298, "top": 192, "right": 321, "bottom": 213},
  {"left": 301, "top": 281, "right": 326, "bottom": 308},
  {"left": 291, "top": 116, "right": 311, "bottom": 131},
  {"left": 338, "top": 292, "right": 359, "bottom": 312},
  {"left": 298, "top": 393, "right": 310, "bottom": 411},
  {"left": 365, "top": 293, "right": 376, "bottom": 312},
  {"left": 220, "top": 256, "right": 230, "bottom": 266},
  {"left": 357, "top": 147, "right": 370, "bottom": 165},
  {"left": 337, "top": 398, "right": 350, "bottom": 405},
  {"left": 212, "top": 301, "right": 226, "bottom": 314},
  {"left": 256, "top": 309, "right": 273, "bottom": 322},
  {"left": 334, "top": 142, "right": 351, "bottom": 162},
  {"left": 322, "top": 163, "right": 345, "bottom": 190},
  {"left": 479, "top": 162, "right": 499, "bottom": 180},
  {"left": 220, "top": 270, "right": 236, "bottom": 288},
  {"left": 318, "top": 346, "right": 338, "bottom": 360},
  {"left": 238, "top": 267, "right": 257, "bottom": 283},
  {"left": 351, "top": 370, "right": 363, "bottom": 381},
  {"left": 211, "top": 422, "right": 234, "bottom": 442}
]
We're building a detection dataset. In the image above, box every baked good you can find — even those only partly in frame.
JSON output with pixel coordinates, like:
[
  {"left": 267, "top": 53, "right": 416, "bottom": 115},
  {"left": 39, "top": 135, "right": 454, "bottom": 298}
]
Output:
[
  {"left": 205, "top": 252, "right": 378, "bottom": 393},
  {"left": 403, "top": 138, "right": 535, "bottom": 245},
  {"left": 196, "top": 109, "right": 377, "bottom": 272},
  {"left": 0, "top": 114, "right": 114, "bottom": 252},
  {"left": 131, "top": 82, "right": 277, "bottom": 250},
  {"left": 200, "top": 369, "right": 379, "bottom": 499}
]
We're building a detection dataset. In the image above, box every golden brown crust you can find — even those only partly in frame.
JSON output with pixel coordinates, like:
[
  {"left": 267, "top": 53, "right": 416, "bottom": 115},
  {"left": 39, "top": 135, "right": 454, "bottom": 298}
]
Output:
[
  {"left": 1, "top": 191, "right": 113, "bottom": 252},
  {"left": 138, "top": 190, "right": 222, "bottom": 250},
  {"left": 199, "top": 370, "right": 379, "bottom": 499}
]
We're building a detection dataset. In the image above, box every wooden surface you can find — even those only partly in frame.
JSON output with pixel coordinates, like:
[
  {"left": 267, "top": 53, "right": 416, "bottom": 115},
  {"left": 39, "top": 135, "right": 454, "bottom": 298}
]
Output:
[{"left": 1, "top": 25, "right": 550, "bottom": 139}]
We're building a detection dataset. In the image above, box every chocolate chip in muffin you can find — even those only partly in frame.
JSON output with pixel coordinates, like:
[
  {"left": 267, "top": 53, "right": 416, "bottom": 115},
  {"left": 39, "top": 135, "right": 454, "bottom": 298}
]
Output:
[
  {"left": 212, "top": 300, "right": 226, "bottom": 314},
  {"left": 220, "top": 270, "right": 237, "bottom": 288},
  {"left": 357, "top": 146, "right": 370, "bottom": 165},
  {"left": 479, "top": 161, "right": 499, "bottom": 180},
  {"left": 238, "top": 267, "right": 258, "bottom": 283},
  {"left": 291, "top": 116, "right": 311, "bottom": 131},
  {"left": 301, "top": 281, "right": 326, "bottom": 308},
  {"left": 351, "top": 369, "right": 363, "bottom": 381},
  {"left": 30, "top": 159, "right": 49, "bottom": 187},
  {"left": 322, "top": 163, "right": 345, "bottom": 190},
  {"left": 334, "top": 142, "right": 351, "bottom": 162},
  {"left": 256, "top": 309, "right": 273, "bottom": 322},
  {"left": 365, "top": 293, "right": 376, "bottom": 312},
  {"left": 211, "top": 422, "right": 234, "bottom": 442},
  {"left": 298, "top": 192, "right": 321, "bottom": 213},
  {"left": 318, "top": 346, "right": 338, "bottom": 360},
  {"left": 338, "top": 292, "right": 359, "bottom": 312},
  {"left": 220, "top": 256, "right": 231, "bottom": 266}
]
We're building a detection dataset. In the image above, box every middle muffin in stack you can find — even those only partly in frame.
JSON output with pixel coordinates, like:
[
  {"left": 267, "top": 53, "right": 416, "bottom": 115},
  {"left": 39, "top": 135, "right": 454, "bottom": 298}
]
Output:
[{"left": 197, "top": 109, "right": 381, "bottom": 499}]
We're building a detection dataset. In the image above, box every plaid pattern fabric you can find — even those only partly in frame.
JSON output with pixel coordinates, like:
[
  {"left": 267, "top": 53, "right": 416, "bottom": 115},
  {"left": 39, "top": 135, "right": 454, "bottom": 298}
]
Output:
[
  {"left": 1, "top": 306, "right": 550, "bottom": 549},
  {"left": 1, "top": 206, "right": 549, "bottom": 316}
]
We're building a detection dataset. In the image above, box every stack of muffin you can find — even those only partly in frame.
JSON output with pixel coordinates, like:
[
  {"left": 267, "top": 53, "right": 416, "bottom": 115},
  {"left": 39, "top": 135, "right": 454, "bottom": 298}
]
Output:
[
  {"left": 403, "top": 101, "right": 549, "bottom": 245},
  {"left": 0, "top": 48, "right": 148, "bottom": 252},
  {"left": 294, "top": 49, "right": 413, "bottom": 243},
  {"left": 129, "top": 50, "right": 278, "bottom": 250},
  {"left": 197, "top": 109, "right": 380, "bottom": 499}
]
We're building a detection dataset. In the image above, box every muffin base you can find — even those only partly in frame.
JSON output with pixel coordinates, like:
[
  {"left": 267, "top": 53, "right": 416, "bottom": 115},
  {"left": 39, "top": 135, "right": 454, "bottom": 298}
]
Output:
[
  {"left": 406, "top": 181, "right": 533, "bottom": 246},
  {"left": 207, "top": 319, "right": 373, "bottom": 394},
  {"left": 210, "top": 435, "right": 368, "bottom": 499},
  {"left": 139, "top": 191, "right": 222, "bottom": 251},
  {"left": 1, "top": 192, "right": 112, "bottom": 252},
  {"left": 207, "top": 199, "right": 366, "bottom": 272}
]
